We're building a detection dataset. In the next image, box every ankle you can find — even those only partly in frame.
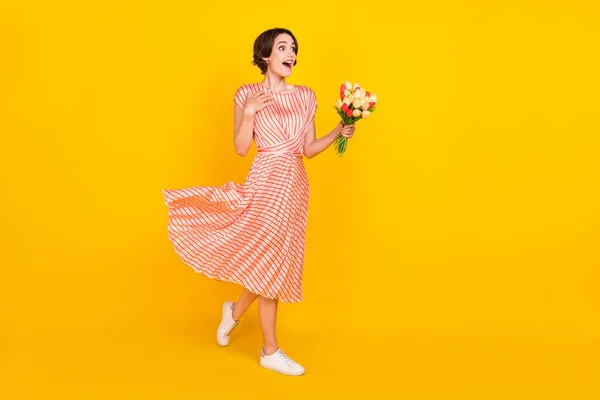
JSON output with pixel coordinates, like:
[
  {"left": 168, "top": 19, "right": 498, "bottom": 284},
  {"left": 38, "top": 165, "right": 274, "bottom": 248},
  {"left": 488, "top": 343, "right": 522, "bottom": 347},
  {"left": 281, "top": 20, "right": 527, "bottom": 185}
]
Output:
[
  {"left": 231, "top": 303, "right": 241, "bottom": 322},
  {"left": 263, "top": 345, "right": 279, "bottom": 356}
]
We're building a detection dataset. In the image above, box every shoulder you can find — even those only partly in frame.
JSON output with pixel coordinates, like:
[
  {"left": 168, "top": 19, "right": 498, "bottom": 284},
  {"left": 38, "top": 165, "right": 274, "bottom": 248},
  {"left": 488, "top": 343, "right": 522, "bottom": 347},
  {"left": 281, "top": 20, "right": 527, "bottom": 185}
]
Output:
[
  {"left": 236, "top": 82, "right": 262, "bottom": 94},
  {"left": 295, "top": 85, "right": 316, "bottom": 101},
  {"left": 295, "top": 84, "right": 315, "bottom": 94},
  {"left": 234, "top": 83, "right": 260, "bottom": 98},
  {"left": 234, "top": 83, "right": 256, "bottom": 107},
  {"left": 235, "top": 83, "right": 252, "bottom": 94}
]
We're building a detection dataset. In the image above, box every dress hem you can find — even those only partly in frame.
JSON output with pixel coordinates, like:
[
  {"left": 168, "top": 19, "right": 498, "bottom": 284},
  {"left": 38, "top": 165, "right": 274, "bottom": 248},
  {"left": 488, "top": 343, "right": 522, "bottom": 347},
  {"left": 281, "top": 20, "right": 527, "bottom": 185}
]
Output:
[{"left": 178, "top": 259, "right": 303, "bottom": 304}]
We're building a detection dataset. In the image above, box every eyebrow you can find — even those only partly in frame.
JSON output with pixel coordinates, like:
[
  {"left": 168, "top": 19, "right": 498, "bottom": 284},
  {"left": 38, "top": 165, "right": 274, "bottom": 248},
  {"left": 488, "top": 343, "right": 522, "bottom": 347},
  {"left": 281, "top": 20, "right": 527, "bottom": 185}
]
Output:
[{"left": 277, "top": 41, "right": 296, "bottom": 46}]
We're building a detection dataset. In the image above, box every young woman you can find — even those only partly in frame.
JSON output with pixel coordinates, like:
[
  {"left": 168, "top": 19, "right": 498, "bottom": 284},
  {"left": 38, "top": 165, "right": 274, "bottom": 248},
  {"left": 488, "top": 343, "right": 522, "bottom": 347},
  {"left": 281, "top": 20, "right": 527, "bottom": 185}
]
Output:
[{"left": 162, "top": 27, "right": 355, "bottom": 376}]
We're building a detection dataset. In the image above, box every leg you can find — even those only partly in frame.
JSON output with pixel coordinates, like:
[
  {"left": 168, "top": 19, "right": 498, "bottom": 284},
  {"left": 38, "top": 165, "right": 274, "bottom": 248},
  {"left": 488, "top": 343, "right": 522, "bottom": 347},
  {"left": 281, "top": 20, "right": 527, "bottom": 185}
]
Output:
[
  {"left": 257, "top": 295, "right": 305, "bottom": 376},
  {"left": 232, "top": 288, "right": 259, "bottom": 321},
  {"left": 258, "top": 296, "right": 279, "bottom": 355}
]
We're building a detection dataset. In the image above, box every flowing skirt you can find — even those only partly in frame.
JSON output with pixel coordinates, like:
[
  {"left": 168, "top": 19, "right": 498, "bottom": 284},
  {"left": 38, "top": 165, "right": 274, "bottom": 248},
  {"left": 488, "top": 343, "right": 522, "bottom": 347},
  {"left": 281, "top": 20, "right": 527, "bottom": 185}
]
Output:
[{"left": 162, "top": 152, "right": 310, "bottom": 303}]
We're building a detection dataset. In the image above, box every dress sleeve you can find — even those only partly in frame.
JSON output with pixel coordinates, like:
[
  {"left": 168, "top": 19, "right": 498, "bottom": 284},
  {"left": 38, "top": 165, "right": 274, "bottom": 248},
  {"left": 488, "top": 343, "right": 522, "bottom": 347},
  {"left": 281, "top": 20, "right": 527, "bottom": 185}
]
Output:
[
  {"left": 308, "top": 88, "right": 317, "bottom": 119},
  {"left": 233, "top": 85, "right": 247, "bottom": 109}
]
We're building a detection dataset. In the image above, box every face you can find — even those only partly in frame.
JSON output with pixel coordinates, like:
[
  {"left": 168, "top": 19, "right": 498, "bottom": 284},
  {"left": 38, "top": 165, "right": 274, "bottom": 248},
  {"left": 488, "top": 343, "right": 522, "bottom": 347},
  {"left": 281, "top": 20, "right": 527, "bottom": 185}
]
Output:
[{"left": 263, "top": 33, "right": 297, "bottom": 77}]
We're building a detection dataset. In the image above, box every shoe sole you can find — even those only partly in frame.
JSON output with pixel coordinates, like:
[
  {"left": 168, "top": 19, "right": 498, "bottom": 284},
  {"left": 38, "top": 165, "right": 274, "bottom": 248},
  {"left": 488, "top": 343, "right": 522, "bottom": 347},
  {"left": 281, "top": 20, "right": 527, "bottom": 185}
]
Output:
[
  {"left": 216, "top": 301, "right": 232, "bottom": 347},
  {"left": 259, "top": 361, "right": 305, "bottom": 376}
]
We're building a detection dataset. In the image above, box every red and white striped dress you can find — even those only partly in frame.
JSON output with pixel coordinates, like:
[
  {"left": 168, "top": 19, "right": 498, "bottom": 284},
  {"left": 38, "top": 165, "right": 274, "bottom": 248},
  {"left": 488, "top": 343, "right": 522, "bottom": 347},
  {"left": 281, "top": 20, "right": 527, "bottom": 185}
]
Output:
[{"left": 162, "top": 83, "right": 317, "bottom": 303}]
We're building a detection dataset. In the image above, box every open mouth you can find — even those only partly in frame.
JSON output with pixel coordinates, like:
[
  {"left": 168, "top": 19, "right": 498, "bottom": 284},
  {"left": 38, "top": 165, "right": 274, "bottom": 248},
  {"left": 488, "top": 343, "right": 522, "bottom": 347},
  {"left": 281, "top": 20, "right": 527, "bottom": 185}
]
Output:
[{"left": 282, "top": 61, "right": 293, "bottom": 70}]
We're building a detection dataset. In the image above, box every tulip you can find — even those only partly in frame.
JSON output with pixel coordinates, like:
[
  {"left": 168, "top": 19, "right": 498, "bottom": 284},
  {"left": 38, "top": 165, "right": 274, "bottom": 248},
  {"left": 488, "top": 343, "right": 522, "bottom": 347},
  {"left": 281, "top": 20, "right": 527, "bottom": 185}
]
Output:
[{"left": 333, "top": 82, "right": 378, "bottom": 157}]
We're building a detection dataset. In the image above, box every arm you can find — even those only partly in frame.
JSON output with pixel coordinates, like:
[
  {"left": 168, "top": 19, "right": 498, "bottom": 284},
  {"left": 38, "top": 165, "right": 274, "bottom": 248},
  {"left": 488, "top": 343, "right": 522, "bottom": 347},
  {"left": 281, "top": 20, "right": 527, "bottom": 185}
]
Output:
[
  {"left": 233, "top": 103, "right": 255, "bottom": 157},
  {"left": 233, "top": 90, "right": 273, "bottom": 157},
  {"left": 303, "top": 121, "right": 355, "bottom": 159}
]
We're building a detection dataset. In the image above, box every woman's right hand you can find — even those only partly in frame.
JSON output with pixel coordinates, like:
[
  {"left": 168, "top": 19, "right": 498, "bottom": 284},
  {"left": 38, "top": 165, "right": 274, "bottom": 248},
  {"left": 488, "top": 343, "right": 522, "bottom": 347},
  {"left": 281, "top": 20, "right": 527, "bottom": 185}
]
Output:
[{"left": 244, "top": 90, "right": 273, "bottom": 115}]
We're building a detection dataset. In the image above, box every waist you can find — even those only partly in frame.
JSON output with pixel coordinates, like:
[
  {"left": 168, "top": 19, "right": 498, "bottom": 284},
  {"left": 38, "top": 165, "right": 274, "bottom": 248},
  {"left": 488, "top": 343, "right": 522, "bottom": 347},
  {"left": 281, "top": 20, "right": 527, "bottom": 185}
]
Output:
[{"left": 257, "top": 148, "right": 303, "bottom": 158}]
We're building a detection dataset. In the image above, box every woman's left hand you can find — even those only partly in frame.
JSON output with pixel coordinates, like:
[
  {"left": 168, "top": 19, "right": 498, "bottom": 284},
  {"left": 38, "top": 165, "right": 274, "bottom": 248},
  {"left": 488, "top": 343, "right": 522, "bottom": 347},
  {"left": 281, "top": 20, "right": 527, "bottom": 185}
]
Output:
[{"left": 340, "top": 123, "right": 356, "bottom": 139}]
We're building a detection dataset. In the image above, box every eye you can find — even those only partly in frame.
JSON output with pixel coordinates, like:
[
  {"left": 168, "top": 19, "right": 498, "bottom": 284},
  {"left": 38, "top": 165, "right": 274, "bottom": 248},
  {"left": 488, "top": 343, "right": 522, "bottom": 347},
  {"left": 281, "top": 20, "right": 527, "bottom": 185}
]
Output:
[{"left": 278, "top": 45, "right": 296, "bottom": 52}]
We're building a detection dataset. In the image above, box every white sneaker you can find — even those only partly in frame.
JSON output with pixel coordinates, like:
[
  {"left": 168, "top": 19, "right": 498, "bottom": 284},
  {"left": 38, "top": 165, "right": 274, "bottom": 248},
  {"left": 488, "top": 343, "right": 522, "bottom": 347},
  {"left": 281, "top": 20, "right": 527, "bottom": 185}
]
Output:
[
  {"left": 216, "top": 300, "right": 238, "bottom": 346},
  {"left": 259, "top": 348, "right": 305, "bottom": 376}
]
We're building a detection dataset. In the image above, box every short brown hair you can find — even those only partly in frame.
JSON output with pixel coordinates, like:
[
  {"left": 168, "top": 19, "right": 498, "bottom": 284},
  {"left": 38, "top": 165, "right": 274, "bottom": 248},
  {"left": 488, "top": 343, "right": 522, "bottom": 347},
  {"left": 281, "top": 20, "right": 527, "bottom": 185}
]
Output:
[{"left": 252, "top": 28, "right": 298, "bottom": 74}]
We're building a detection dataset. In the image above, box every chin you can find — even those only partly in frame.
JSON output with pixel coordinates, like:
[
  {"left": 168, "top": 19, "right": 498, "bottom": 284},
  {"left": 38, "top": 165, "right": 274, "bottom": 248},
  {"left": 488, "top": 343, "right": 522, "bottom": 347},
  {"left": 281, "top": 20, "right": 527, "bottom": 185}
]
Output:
[{"left": 280, "top": 68, "right": 293, "bottom": 77}]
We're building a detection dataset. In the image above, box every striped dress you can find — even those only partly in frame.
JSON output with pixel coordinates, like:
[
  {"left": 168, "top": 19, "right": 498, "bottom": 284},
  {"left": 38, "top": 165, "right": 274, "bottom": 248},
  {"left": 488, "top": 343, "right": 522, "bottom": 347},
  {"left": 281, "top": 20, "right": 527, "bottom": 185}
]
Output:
[{"left": 162, "top": 83, "right": 317, "bottom": 303}]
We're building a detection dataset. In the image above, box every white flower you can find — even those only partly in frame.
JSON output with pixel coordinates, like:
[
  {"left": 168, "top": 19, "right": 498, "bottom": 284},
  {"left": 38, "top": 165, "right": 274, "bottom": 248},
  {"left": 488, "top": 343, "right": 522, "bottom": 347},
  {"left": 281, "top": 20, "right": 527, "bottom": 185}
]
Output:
[
  {"left": 361, "top": 103, "right": 370, "bottom": 111},
  {"left": 352, "top": 98, "right": 362, "bottom": 108},
  {"left": 343, "top": 97, "right": 352, "bottom": 105},
  {"left": 353, "top": 82, "right": 360, "bottom": 90},
  {"left": 361, "top": 110, "right": 370, "bottom": 118},
  {"left": 352, "top": 108, "right": 361, "bottom": 117},
  {"left": 335, "top": 100, "right": 343, "bottom": 109},
  {"left": 345, "top": 81, "right": 352, "bottom": 90}
]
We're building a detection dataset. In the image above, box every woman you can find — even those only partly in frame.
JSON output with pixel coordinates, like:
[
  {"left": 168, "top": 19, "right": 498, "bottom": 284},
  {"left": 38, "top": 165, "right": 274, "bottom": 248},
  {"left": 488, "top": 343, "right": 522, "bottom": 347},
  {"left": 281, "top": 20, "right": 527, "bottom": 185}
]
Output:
[{"left": 162, "top": 27, "right": 355, "bottom": 376}]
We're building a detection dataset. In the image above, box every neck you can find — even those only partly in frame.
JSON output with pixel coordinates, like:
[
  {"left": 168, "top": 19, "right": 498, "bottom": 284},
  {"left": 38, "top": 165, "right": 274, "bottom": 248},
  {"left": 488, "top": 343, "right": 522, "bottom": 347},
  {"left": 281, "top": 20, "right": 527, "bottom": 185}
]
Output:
[{"left": 260, "top": 72, "right": 288, "bottom": 92}]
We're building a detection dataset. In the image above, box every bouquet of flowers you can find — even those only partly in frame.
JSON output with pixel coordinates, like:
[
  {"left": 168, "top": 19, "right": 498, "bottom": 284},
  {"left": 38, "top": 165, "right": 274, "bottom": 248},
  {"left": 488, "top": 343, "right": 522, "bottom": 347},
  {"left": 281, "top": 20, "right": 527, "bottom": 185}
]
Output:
[{"left": 333, "top": 81, "right": 377, "bottom": 157}]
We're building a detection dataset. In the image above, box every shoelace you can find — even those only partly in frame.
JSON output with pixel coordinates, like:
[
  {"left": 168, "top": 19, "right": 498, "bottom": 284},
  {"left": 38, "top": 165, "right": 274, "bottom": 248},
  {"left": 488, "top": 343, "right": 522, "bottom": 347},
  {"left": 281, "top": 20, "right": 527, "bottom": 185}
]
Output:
[
  {"left": 276, "top": 351, "right": 297, "bottom": 367},
  {"left": 223, "top": 320, "right": 238, "bottom": 336}
]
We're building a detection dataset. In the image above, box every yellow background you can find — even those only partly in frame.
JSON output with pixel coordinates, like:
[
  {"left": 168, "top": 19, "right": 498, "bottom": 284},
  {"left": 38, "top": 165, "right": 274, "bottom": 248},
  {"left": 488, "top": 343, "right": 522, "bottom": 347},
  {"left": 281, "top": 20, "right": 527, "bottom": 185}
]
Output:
[{"left": 1, "top": 0, "right": 599, "bottom": 398}]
